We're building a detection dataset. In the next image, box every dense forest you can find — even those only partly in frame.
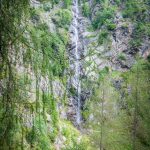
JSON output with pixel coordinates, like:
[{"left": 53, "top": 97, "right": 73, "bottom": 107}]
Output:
[{"left": 0, "top": 0, "right": 150, "bottom": 149}]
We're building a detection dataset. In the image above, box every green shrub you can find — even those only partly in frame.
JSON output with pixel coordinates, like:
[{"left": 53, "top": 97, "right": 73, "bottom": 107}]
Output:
[
  {"left": 64, "top": 0, "right": 71, "bottom": 8},
  {"left": 106, "top": 22, "right": 116, "bottom": 31},
  {"left": 82, "top": 108, "right": 90, "bottom": 120},
  {"left": 98, "top": 30, "right": 109, "bottom": 45},
  {"left": 30, "top": 20, "right": 68, "bottom": 77},
  {"left": 98, "top": 66, "right": 109, "bottom": 80},
  {"left": 129, "top": 39, "right": 141, "bottom": 49},
  {"left": 122, "top": 0, "right": 147, "bottom": 21},
  {"left": 133, "top": 23, "right": 150, "bottom": 39},
  {"left": 92, "top": 8, "right": 115, "bottom": 29},
  {"left": 60, "top": 120, "right": 82, "bottom": 149},
  {"left": 82, "top": 3, "right": 90, "bottom": 17},
  {"left": 62, "top": 127, "right": 70, "bottom": 138},
  {"left": 55, "top": 9, "right": 72, "bottom": 28},
  {"left": 26, "top": 117, "right": 52, "bottom": 149}
]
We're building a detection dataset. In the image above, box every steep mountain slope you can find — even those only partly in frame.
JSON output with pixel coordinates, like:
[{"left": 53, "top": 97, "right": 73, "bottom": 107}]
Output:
[
  {"left": 0, "top": 0, "right": 90, "bottom": 149},
  {"left": 79, "top": 0, "right": 150, "bottom": 149}
]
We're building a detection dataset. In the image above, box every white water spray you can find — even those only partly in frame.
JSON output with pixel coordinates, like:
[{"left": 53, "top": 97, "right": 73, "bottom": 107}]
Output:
[{"left": 72, "top": 0, "right": 81, "bottom": 124}]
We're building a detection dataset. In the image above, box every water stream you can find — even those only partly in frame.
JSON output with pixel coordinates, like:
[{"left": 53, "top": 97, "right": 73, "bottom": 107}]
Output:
[{"left": 72, "top": 0, "right": 81, "bottom": 124}]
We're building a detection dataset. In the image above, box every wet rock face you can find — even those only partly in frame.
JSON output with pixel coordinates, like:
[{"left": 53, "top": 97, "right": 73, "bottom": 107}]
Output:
[
  {"left": 67, "top": 0, "right": 83, "bottom": 125},
  {"left": 67, "top": 0, "right": 93, "bottom": 125}
]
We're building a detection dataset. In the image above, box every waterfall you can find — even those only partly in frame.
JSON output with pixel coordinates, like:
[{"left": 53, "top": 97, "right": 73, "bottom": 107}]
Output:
[{"left": 72, "top": 0, "right": 81, "bottom": 124}]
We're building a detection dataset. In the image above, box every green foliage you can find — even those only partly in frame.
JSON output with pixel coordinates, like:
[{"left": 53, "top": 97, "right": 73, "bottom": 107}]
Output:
[
  {"left": 83, "top": 74, "right": 131, "bottom": 150},
  {"left": 106, "top": 21, "right": 116, "bottom": 31},
  {"left": 122, "top": 59, "right": 150, "bottom": 149},
  {"left": 98, "top": 66, "right": 109, "bottom": 80},
  {"left": 59, "top": 120, "right": 91, "bottom": 150},
  {"left": 118, "top": 53, "right": 126, "bottom": 61},
  {"left": 122, "top": 0, "right": 148, "bottom": 22},
  {"left": 84, "top": 58, "right": 150, "bottom": 150},
  {"left": 0, "top": 0, "right": 30, "bottom": 149},
  {"left": 26, "top": 116, "right": 52, "bottom": 149},
  {"left": 127, "top": 22, "right": 150, "bottom": 54},
  {"left": 1, "top": 0, "right": 150, "bottom": 150},
  {"left": 54, "top": 9, "right": 72, "bottom": 29},
  {"left": 64, "top": 140, "right": 88, "bottom": 150},
  {"left": 58, "top": 28, "right": 70, "bottom": 45},
  {"left": 134, "top": 23, "right": 150, "bottom": 38},
  {"left": 0, "top": 114, "right": 24, "bottom": 149},
  {"left": 129, "top": 39, "right": 142, "bottom": 50},
  {"left": 50, "top": 98, "right": 59, "bottom": 127},
  {"left": 130, "top": 23, "right": 150, "bottom": 50},
  {"left": 82, "top": 2, "right": 90, "bottom": 17},
  {"left": 29, "top": 21, "right": 68, "bottom": 77},
  {"left": 98, "top": 30, "right": 109, "bottom": 45},
  {"left": 0, "top": 0, "right": 70, "bottom": 149},
  {"left": 64, "top": 0, "right": 72, "bottom": 8},
  {"left": 121, "top": 0, "right": 150, "bottom": 54},
  {"left": 92, "top": 8, "right": 115, "bottom": 29}
]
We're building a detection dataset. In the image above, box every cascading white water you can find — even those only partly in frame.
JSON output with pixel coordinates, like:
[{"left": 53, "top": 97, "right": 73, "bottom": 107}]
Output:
[{"left": 72, "top": 0, "right": 81, "bottom": 124}]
